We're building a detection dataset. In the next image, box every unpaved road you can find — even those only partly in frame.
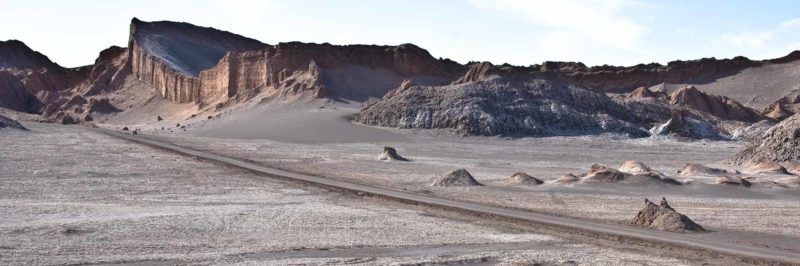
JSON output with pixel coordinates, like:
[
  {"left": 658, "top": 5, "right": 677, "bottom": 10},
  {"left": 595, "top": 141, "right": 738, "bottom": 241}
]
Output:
[{"left": 98, "top": 128, "right": 800, "bottom": 265}]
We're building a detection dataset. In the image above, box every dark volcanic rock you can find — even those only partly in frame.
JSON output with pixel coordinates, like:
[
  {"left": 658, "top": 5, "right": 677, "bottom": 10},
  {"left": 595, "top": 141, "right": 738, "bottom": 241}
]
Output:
[{"left": 631, "top": 198, "right": 705, "bottom": 232}]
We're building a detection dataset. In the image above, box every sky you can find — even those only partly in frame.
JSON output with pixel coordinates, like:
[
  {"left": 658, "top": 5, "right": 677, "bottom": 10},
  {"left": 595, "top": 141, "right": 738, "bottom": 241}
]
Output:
[{"left": 2, "top": 0, "right": 800, "bottom": 68}]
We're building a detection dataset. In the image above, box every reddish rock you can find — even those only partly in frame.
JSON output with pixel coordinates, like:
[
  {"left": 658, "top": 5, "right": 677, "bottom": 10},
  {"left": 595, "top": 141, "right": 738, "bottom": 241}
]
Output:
[{"left": 668, "top": 86, "right": 763, "bottom": 122}]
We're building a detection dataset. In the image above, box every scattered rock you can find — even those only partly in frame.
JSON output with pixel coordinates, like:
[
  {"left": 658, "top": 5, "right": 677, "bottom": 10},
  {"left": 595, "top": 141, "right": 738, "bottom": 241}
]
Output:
[
  {"left": 715, "top": 176, "right": 751, "bottom": 187},
  {"left": 631, "top": 198, "right": 705, "bottom": 232},
  {"left": 431, "top": 169, "right": 482, "bottom": 187},
  {"left": 678, "top": 163, "right": 732, "bottom": 176},
  {"left": 176, "top": 123, "right": 181, "bottom": 127},
  {"left": 157, "top": 115, "right": 163, "bottom": 121},
  {"left": 207, "top": 115, "right": 213, "bottom": 119},
  {"left": 504, "top": 173, "right": 543, "bottom": 186},
  {"left": 83, "top": 114, "right": 93, "bottom": 122},
  {"left": 122, "top": 127, "right": 129, "bottom": 131},
  {"left": 378, "top": 146, "right": 409, "bottom": 161}
]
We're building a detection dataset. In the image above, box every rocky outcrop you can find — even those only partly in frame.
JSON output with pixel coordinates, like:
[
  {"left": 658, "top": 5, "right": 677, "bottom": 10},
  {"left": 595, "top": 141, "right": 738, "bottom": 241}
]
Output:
[
  {"left": 431, "top": 169, "right": 482, "bottom": 187},
  {"left": 359, "top": 78, "right": 673, "bottom": 137},
  {"left": 762, "top": 91, "right": 800, "bottom": 121},
  {"left": 668, "top": 86, "right": 763, "bottom": 122},
  {"left": 73, "top": 46, "right": 130, "bottom": 96},
  {"left": 649, "top": 110, "right": 727, "bottom": 140},
  {"left": 378, "top": 146, "right": 409, "bottom": 161},
  {"left": 746, "top": 160, "right": 790, "bottom": 175},
  {"left": 715, "top": 176, "right": 752, "bottom": 187},
  {"left": 579, "top": 164, "right": 680, "bottom": 185},
  {"left": 0, "top": 40, "right": 89, "bottom": 112},
  {"left": 127, "top": 18, "right": 265, "bottom": 103},
  {"left": 0, "top": 115, "right": 27, "bottom": 130},
  {"left": 631, "top": 198, "right": 705, "bottom": 232},
  {"left": 628, "top": 87, "right": 663, "bottom": 99},
  {"left": 504, "top": 173, "right": 543, "bottom": 186},
  {"left": 732, "top": 113, "right": 800, "bottom": 165}
]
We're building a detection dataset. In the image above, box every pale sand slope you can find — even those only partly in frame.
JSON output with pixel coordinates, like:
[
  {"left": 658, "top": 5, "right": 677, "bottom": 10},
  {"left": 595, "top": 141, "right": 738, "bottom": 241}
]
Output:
[
  {"left": 143, "top": 106, "right": 800, "bottom": 253},
  {"left": 195, "top": 101, "right": 408, "bottom": 143},
  {"left": 0, "top": 124, "right": 695, "bottom": 265}
]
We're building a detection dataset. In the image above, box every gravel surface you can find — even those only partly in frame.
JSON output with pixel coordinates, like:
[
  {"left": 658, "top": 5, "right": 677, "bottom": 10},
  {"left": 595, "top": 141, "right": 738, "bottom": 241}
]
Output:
[{"left": 0, "top": 124, "right": 696, "bottom": 265}]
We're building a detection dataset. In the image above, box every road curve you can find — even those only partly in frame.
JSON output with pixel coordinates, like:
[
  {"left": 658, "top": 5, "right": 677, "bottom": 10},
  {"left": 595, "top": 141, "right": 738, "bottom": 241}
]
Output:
[{"left": 97, "top": 128, "right": 800, "bottom": 265}]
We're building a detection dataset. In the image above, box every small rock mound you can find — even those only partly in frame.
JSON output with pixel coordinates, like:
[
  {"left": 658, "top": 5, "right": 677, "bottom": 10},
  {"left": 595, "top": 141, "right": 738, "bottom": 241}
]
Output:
[
  {"left": 776, "top": 176, "right": 800, "bottom": 188},
  {"left": 378, "top": 146, "right": 409, "bottom": 161},
  {"left": 631, "top": 198, "right": 705, "bottom": 232},
  {"left": 553, "top": 174, "right": 580, "bottom": 184},
  {"left": 580, "top": 164, "right": 680, "bottom": 185},
  {"left": 649, "top": 109, "right": 725, "bottom": 140},
  {"left": 715, "top": 176, "right": 752, "bottom": 187},
  {"left": 628, "top": 87, "right": 661, "bottom": 99},
  {"left": 431, "top": 169, "right": 482, "bottom": 187},
  {"left": 668, "top": 85, "right": 763, "bottom": 122},
  {"left": 618, "top": 160, "right": 658, "bottom": 175},
  {"left": 678, "top": 163, "right": 732, "bottom": 176},
  {"left": 0, "top": 115, "right": 27, "bottom": 130},
  {"left": 504, "top": 173, "right": 543, "bottom": 186}
]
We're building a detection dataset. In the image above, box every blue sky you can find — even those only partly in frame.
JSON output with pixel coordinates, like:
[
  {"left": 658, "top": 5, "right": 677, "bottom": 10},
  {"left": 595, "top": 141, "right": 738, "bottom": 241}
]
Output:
[{"left": 2, "top": 0, "right": 800, "bottom": 68}]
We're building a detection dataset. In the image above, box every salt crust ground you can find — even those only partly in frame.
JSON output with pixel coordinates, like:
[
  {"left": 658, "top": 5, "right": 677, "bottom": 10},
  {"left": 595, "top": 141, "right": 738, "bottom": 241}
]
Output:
[{"left": 0, "top": 124, "right": 690, "bottom": 265}]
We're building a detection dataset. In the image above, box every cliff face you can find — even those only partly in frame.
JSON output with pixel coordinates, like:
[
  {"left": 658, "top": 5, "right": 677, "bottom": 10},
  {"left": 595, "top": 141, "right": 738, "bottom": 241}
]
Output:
[{"left": 127, "top": 18, "right": 265, "bottom": 103}]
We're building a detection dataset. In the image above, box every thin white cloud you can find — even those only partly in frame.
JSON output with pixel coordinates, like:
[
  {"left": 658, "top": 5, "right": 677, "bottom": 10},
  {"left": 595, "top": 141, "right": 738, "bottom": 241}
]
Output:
[
  {"left": 471, "top": 0, "right": 647, "bottom": 50},
  {"left": 716, "top": 17, "right": 800, "bottom": 49}
]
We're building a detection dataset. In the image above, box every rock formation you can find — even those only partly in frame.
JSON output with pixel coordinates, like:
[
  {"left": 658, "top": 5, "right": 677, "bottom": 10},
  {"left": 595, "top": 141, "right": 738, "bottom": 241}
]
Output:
[
  {"left": 631, "top": 198, "right": 705, "bottom": 232},
  {"left": 668, "top": 86, "right": 763, "bottom": 122},
  {"left": 431, "top": 169, "right": 482, "bottom": 187},
  {"left": 359, "top": 78, "right": 675, "bottom": 137},
  {"left": 504, "top": 173, "right": 544, "bottom": 186},
  {"left": 746, "top": 160, "right": 790, "bottom": 175},
  {"left": 649, "top": 110, "right": 726, "bottom": 140},
  {"left": 0, "top": 115, "right": 27, "bottom": 130},
  {"left": 554, "top": 174, "right": 580, "bottom": 184},
  {"left": 579, "top": 164, "right": 680, "bottom": 185},
  {"left": 0, "top": 40, "right": 89, "bottom": 112},
  {"left": 628, "top": 87, "right": 663, "bottom": 99},
  {"left": 378, "top": 146, "right": 409, "bottom": 161},
  {"left": 732, "top": 113, "right": 800, "bottom": 165}
]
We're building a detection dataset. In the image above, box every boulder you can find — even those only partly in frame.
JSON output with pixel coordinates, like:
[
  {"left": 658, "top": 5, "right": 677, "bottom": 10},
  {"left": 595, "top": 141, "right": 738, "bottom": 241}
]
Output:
[
  {"left": 431, "top": 169, "right": 482, "bottom": 187},
  {"left": 631, "top": 198, "right": 705, "bottom": 232},
  {"left": 504, "top": 173, "right": 543, "bottom": 186},
  {"left": 378, "top": 146, "right": 409, "bottom": 161}
]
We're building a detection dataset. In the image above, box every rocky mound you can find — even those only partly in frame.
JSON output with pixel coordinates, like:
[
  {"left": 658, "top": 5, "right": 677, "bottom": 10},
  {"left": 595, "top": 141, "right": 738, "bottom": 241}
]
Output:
[
  {"left": 618, "top": 160, "right": 659, "bottom": 175},
  {"left": 378, "top": 146, "right": 409, "bottom": 161},
  {"left": 631, "top": 198, "right": 705, "bottom": 232},
  {"left": 504, "top": 173, "right": 543, "bottom": 186},
  {"left": 732, "top": 113, "right": 800, "bottom": 165},
  {"left": 649, "top": 110, "right": 727, "bottom": 140},
  {"left": 668, "top": 86, "right": 763, "bottom": 122},
  {"left": 431, "top": 169, "right": 482, "bottom": 187},
  {"left": 678, "top": 163, "right": 733, "bottom": 176},
  {"left": 762, "top": 91, "right": 800, "bottom": 121},
  {"left": 628, "top": 87, "right": 663, "bottom": 99},
  {"left": 359, "top": 78, "right": 674, "bottom": 137},
  {"left": 0, "top": 115, "right": 27, "bottom": 130},
  {"left": 776, "top": 176, "right": 800, "bottom": 188},
  {"left": 580, "top": 164, "right": 680, "bottom": 185},
  {"left": 554, "top": 174, "right": 580, "bottom": 184},
  {"left": 715, "top": 176, "right": 752, "bottom": 187}
]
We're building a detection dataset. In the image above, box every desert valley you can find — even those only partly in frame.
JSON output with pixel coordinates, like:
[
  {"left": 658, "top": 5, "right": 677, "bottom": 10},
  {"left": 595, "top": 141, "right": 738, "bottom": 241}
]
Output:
[{"left": 3, "top": 15, "right": 800, "bottom": 266}]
